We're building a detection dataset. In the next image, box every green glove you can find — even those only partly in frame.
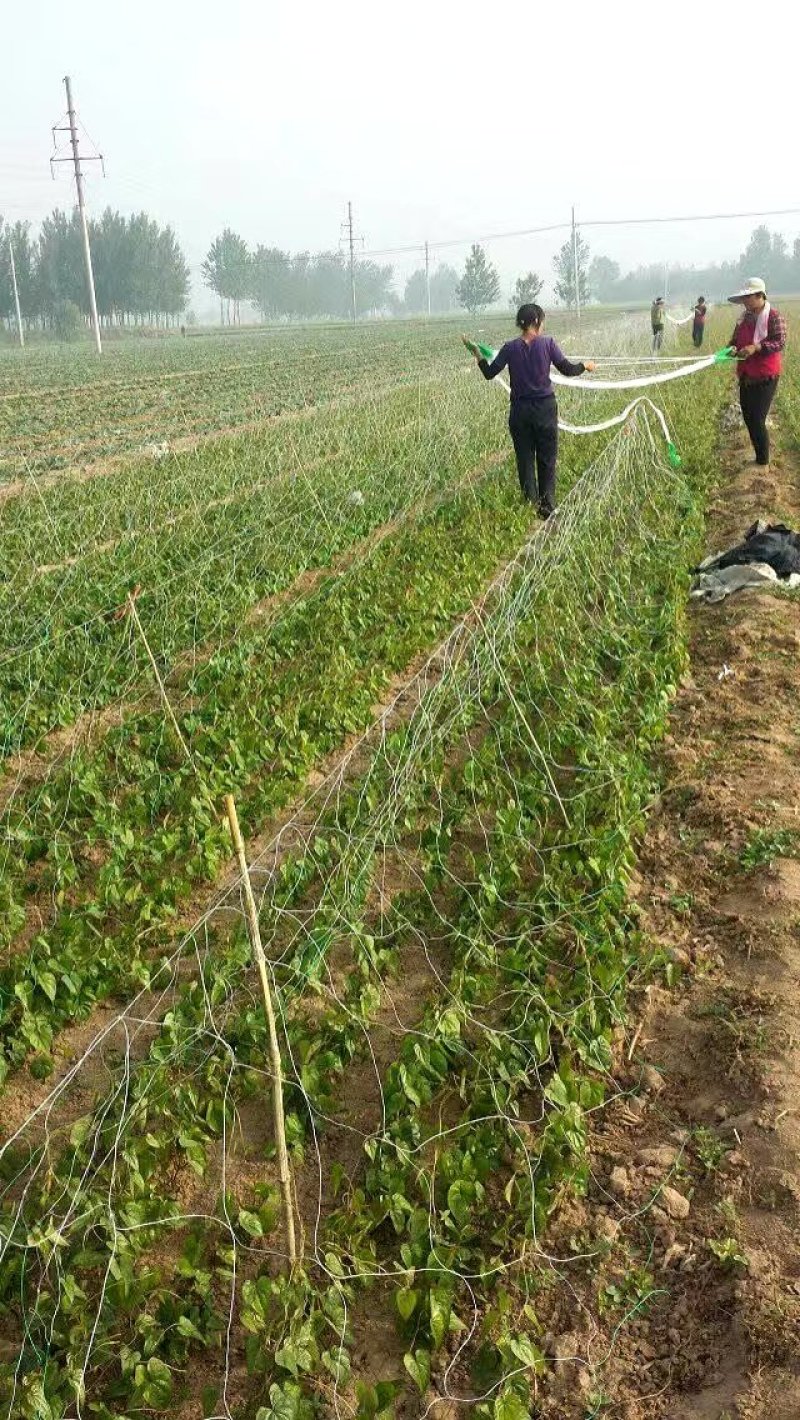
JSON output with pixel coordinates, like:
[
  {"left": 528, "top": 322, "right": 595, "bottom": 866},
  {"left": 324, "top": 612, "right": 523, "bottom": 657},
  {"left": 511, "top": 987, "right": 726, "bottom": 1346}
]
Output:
[{"left": 463, "top": 338, "right": 496, "bottom": 361}]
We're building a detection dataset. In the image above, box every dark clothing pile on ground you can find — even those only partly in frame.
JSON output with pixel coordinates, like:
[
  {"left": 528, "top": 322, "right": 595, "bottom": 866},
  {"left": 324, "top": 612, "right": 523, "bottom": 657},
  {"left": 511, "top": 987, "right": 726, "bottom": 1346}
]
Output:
[{"left": 691, "top": 520, "right": 800, "bottom": 602}]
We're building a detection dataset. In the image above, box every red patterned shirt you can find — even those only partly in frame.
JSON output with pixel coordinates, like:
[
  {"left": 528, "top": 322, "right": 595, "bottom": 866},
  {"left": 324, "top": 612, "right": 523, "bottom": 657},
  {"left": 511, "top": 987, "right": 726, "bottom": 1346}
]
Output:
[{"left": 730, "top": 305, "right": 786, "bottom": 380}]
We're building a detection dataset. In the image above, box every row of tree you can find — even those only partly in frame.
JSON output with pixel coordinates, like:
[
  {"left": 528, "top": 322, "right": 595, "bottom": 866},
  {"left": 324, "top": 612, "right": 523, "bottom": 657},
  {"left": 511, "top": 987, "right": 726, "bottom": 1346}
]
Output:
[
  {"left": 201, "top": 232, "right": 569, "bottom": 322},
  {"left": 452, "top": 224, "right": 800, "bottom": 314},
  {"left": 452, "top": 240, "right": 579, "bottom": 313},
  {"left": 4, "top": 208, "right": 798, "bottom": 338},
  {"left": 595, "top": 227, "right": 800, "bottom": 302},
  {"left": 0, "top": 208, "right": 190, "bottom": 332},
  {"left": 201, "top": 230, "right": 397, "bottom": 322},
  {"left": 201, "top": 229, "right": 468, "bottom": 321}
]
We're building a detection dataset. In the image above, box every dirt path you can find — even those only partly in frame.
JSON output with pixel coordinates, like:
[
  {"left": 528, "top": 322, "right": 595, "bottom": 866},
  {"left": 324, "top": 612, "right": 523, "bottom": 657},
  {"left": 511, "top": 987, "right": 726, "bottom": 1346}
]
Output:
[{"left": 527, "top": 402, "right": 800, "bottom": 1419}]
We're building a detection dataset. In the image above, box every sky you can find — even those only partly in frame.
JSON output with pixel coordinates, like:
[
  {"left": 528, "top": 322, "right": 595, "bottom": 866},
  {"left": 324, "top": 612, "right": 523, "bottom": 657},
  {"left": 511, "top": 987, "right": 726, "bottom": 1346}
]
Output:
[{"left": 3, "top": 0, "right": 800, "bottom": 313}]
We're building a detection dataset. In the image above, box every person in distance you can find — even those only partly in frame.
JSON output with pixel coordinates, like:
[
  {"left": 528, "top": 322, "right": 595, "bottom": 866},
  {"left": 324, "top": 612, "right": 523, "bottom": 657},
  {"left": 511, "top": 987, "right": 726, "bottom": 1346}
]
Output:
[
  {"left": 728, "top": 276, "right": 787, "bottom": 472},
  {"left": 651, "top": 295, "right": 666, "bottom": 352},
  {"left": 692, "top": 296, "right": 708, "bottom": 348},
  {"left": 463, "top": 304, "right": 595, "bottom": 521}
]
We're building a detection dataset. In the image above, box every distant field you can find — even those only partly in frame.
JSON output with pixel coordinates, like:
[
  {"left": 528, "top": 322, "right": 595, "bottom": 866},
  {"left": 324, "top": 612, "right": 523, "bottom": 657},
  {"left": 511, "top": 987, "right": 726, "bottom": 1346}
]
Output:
[{"left": 0, "top": 319, "right": 502, "bottom": 480}]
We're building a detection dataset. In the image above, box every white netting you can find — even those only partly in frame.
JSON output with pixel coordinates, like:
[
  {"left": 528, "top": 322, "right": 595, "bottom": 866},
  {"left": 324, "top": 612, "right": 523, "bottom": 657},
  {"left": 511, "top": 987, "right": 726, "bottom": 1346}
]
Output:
[{"left": 0, "top": 309, "right": 728, "bottom": 1417}]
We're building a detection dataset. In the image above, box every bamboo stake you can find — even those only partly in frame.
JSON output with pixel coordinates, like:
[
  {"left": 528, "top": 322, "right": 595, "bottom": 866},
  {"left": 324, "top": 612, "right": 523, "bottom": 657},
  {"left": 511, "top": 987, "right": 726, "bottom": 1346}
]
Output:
[
  {"left": 123, "top": 596, "right": 297, "bottom": 1264},
  {"left": 224, "top": 793, "right": 298, "bottom": 1269}
]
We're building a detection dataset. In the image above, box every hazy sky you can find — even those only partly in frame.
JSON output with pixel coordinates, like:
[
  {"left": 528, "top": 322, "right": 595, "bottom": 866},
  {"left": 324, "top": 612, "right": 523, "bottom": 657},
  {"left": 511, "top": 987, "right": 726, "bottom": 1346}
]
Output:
[{"left": 4, "top": 0, "right": 800, "bottom": 307}]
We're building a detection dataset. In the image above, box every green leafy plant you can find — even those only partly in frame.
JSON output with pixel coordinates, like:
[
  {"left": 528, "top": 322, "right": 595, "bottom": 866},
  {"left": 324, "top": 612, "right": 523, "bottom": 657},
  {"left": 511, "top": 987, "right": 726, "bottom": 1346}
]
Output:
[
  {"left": 708, "top": 1236, "right": 748, "bottom": 1269},
  {"left": 740, "top": 826, "right": 799, "bottom": 870},
  {"left": 692, "top": 1125, "right": 729, "bottom": 1175}
]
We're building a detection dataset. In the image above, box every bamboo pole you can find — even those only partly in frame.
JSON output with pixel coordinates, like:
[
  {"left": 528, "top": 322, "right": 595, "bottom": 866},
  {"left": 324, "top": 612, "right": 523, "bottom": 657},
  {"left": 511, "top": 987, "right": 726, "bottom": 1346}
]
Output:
[
  {"left": 224, "top": 793, "right": 298, "bottom": 1269},
  {"left": 123, "top": 595, "right": 297, "bottom": 1265}
]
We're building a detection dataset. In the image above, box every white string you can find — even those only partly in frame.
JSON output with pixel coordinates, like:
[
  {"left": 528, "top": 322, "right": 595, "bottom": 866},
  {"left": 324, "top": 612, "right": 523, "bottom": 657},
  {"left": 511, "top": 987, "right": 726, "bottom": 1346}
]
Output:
[
  {"left": 479, "top": 343, "right": 723, "bottom": 392},
  {"left": 569, "top": 354, "right": 707, "bottom": 365},
  {"left": 489, "top": 374, "right": 675, "bottom": 443},
  {"left": 560, "top": 395, "right": 672, "bottom": 442},
  {"left": 551, "top": 351, "right": 719, "bottom": 389}
]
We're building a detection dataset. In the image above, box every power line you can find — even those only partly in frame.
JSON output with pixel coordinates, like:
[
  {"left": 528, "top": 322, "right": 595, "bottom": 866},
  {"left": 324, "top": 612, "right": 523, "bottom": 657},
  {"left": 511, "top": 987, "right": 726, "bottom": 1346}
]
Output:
[
  {"left": 582, "top": 205, "right": 800, "bottom": 229},
  {"left": 360, "top": 205, "right": 800, "bottom": 262},
  {"left": 362, "top": 221, "right": 568, "bottom": 260}
]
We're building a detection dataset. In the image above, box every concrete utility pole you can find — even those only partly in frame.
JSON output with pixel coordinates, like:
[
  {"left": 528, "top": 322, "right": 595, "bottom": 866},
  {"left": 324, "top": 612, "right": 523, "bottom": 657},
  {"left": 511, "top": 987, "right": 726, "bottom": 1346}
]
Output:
[
  {"left": 340, "top": 201, "right": 365, "bottom": 324},
  {"left": 424, "top": 240, "right": 431, "bottom": 317},
  {"left": 346, "top": 201, "right": 357, "bottom": 323},
  {"left": 52, "top": 76, "right": 103, "bottom": 354},
  {"left": 571, "top": 205, "right": 581, "bottom": 325},
  {"left": 8, "top": 237, "right": 24, "bottom": 348}
]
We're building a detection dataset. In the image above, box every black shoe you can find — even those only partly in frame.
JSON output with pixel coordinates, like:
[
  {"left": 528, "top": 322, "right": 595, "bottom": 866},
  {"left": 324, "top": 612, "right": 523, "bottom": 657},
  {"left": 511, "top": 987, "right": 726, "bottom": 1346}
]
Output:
[{"left": 537, "top": 500, "right": 555, "bottom": 521}]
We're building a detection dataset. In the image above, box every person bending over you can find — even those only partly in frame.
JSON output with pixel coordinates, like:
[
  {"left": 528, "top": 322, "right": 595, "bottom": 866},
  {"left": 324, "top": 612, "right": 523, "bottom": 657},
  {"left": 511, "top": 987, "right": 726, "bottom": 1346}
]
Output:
[
  {"left": 464, "top": 304, "right": 594, "bottom": 520},
  {"left": 728, "top": 277, "right": 787, "bottom": 471}
]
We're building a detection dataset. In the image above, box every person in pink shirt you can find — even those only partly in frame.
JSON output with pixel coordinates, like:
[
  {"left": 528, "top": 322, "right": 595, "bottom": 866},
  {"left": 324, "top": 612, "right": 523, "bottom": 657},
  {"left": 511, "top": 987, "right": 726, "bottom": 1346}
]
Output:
[{"left": 728, "top": 277, "right": 787, "bottom": 470}]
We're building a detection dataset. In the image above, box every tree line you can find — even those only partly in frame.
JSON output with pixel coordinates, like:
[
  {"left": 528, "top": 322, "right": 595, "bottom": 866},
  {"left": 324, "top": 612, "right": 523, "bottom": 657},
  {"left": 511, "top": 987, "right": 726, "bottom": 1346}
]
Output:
[
  {"left": 202, "top": 230, "right": 395, "bottom": 322},
  {"left": 201, "top": 229, "right": 467, "bottom": 321},
  {"left": 199, "top": 227, "right": 577, "bottom": 323},
  {"left": 451, "top": 223, "right": 800, "bottom": 314},
  {"left": 592, "top": 226, "right": 800, "bottom": 303},
  {"left": 0, "top": 208, "right": 190, "bottom": 335},
  {"left": 3, "top": 206, "right": 798, "bottom": 341}
]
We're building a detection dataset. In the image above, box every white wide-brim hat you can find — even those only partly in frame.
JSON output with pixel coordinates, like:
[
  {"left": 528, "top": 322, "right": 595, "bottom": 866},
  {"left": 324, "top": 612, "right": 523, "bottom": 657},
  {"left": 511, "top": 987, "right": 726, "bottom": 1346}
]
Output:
[{"left": 728, "top": 276, "right": 767, "bottom": 303}]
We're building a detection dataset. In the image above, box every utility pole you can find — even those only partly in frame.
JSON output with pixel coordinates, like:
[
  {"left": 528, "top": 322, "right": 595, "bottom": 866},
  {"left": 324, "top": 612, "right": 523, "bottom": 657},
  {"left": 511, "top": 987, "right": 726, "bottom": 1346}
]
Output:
[
  {"left": 7, "top": 237, "right": 24, "bottom": 348},
  {"left": 571, "top": 205, "right": 581, "bottom": 325},
  {"left": 346, "top": 201, "right": 357, "bottom": 323},
  {"left": 340, "top": 201, "right": 364, "bottom": 324},
  {"left": 51, "top": 76, "right": 103, "bottom": 354},
  {"left": 424, "top": 240, "right": 431, "bottom": 317}
]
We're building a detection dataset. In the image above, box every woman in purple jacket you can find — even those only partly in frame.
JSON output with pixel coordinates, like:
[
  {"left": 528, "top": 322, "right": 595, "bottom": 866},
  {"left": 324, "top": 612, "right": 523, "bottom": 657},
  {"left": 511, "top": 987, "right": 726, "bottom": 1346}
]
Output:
[{"left": 465, "top": 303, "right": 594, "bottom": 519}]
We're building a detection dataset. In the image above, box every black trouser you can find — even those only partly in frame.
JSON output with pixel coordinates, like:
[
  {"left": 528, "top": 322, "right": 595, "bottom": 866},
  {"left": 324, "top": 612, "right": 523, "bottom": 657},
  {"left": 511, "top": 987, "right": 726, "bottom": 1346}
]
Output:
[
  {"left": 739, "top": 376, "right": 778, "bottom": 466},
  {"left": 508, "top": 396, "right": 558, "bottom": 507},
  {"left": 652, "top": 326, "right": 664, "bottom": 352},
  {"left": 692, "top": 322, "right": 704, "bottom": 347}
]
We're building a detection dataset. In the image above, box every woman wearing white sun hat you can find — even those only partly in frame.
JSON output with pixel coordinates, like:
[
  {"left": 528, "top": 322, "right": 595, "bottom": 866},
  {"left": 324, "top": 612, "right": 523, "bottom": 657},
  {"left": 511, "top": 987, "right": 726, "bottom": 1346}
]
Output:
[{"left": 728, "top": 276, "right": 787, "bottom": 470}]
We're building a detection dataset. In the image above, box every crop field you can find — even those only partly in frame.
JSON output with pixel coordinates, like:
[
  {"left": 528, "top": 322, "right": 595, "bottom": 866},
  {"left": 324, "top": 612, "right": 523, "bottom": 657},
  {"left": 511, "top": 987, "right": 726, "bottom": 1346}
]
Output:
[
  {"left": 0, "top": 315, "right": 623, "bottom": 483},
  {"left": 0, "top": 308, "right": 755, "bottom": 1419}
]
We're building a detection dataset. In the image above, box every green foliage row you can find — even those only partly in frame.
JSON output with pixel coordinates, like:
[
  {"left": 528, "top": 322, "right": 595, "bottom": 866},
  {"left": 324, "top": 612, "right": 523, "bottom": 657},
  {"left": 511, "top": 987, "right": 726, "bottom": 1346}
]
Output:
[{"left": 0, "top": 367, "right": 724, "bottom": 1418}]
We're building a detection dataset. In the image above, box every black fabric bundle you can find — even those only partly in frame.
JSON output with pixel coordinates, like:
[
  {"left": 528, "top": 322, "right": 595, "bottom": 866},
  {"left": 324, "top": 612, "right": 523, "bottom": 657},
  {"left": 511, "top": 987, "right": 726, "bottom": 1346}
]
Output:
[{"left": 693, "top": 522, "right": 800, "bottom": 580}]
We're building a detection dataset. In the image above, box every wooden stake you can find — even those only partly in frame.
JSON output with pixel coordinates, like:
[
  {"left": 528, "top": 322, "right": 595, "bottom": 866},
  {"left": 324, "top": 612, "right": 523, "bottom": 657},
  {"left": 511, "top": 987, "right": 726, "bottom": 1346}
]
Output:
[
  {"left": 224, "top": 793, "right": 298, "bottom": 1269},
  {"left": 626, "top": 1019, "right": 644, "bottom": 1062}
]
